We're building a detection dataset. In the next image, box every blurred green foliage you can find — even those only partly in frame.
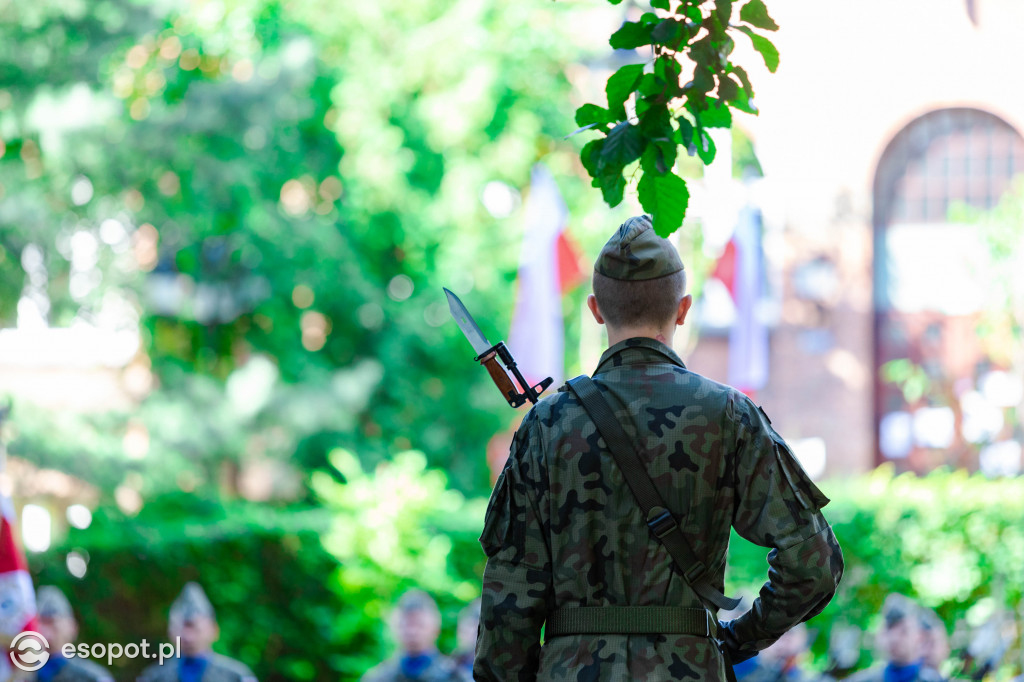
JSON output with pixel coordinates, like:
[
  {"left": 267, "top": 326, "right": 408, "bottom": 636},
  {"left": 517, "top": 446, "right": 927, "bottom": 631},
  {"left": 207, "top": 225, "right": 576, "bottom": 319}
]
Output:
[
  {"left": 729, "top": 466, "right": 1024, "bottom": 676},
  {"left": 31, "top": 459, "right": 1024, "bottom": 680},
  {"left": 30, "top": 495, "right": 341, "bottom": 682},
  {"left": 0, "top": 0, "right": 627, "bottom": 500},
  {"left": 31, "top": 450, "right": 486, "bottom": 681}
]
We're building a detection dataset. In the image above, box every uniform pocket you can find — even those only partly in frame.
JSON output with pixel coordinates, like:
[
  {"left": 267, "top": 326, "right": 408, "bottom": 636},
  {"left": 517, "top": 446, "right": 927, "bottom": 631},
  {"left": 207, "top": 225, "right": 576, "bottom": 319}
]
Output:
[
  {"left": 480, "top": 471, "right": 514, "bottom": 557},
  {"left": 769, "top": 433, "right": 830, "bottom": 511}
]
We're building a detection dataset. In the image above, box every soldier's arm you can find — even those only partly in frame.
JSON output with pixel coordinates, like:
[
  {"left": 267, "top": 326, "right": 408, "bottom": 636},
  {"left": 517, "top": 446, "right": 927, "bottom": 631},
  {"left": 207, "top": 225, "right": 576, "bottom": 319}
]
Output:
[
  {"left": 474, "top": 412, "right": 552, "bottom": 682},
  {"left": 721, "top": 394, "right": 845, "bottom": 663}
]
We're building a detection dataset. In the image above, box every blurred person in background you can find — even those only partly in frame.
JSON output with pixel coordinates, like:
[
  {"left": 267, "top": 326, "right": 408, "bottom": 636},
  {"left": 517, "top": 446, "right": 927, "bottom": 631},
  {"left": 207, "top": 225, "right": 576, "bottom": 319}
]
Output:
[
  {"left": 736, "top": 623, "right": 814, "bottom": 681},
  {"left": 137, "top": 582, "right": 256, "bottom": 682},
  {"left": 451, "top": 599, "right": 479, "bottom": 681},
  {"left": 31, "top": 586, "right": 113, "bottom": 682},
  {"left": 918, "top": 608, "right": 948, "bottom": 681},
  {"left": 847, "top": 594, "right": 942, "bottom": 682},
  {"left": 361, "top": 590, "right": 462, "bottom": 682}
]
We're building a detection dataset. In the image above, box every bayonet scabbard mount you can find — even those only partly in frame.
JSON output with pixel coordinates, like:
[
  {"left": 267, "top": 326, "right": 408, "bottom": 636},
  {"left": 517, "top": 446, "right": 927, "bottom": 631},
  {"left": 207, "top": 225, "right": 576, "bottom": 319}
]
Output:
[{"left": 475, "top": 341, "right": 553, "bottom": 408}]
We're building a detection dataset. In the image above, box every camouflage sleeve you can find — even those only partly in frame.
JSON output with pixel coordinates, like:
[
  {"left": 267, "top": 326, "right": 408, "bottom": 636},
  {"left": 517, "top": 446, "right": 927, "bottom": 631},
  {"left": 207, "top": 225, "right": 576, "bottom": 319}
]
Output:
[
  {"left": 721, "top": 394, "right": 845, "bottom": 663},
  {"left": 474, "top": 411, "right": 552, "bottom": 682}
]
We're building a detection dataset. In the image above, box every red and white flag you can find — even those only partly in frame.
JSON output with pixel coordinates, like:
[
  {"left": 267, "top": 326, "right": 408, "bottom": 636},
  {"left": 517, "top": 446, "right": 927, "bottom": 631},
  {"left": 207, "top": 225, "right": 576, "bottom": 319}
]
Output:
[
  {"left": 507, "top": 164, "right": 583, "bottom": 390},
  {"left": 713, "top": 205, "right": 769, "bottom": 397}
]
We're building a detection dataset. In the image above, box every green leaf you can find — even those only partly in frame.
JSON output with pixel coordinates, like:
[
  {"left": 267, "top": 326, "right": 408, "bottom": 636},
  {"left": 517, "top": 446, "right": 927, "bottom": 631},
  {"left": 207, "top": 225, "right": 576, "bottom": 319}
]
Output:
[
  {"left": 695, "top": 128, "right": 717, "bottom": 164},
  {"left": 575, "top": 103, "right": 613, "bottom": 128},
  {"left": 637, "top": 167, "right": 690, "bottom": 237},
  {"left": 637, "top": 72, "right": 661, "bottom": 97},
  {"left": 600, "top": 121, "right": 646, "bottom": 167},
  {"left": 715, "top": 0, "right": 733, "bottom": 24},
  {"left": 733, "top": 65, "right": 753, "bottom": 92},
  {"left": 739, "top": 0, "right": 779, "bottom": 31},
  {"left": 693, "top": 99, "right": 731, "bottom": 128},
  {"left": 654, "top": 139, "right": 677, "bottom": 172},
  {"left": 605, "top": 64, "right": 645, "bottom": 119},
  {"left": 717, "top": 74, "right": 739, "bottom": 102},
  {"left": 654, "top": 55, "right": 681, "bottom": 90},
  {"left": 688, "top": 66, "right": 715, "bottom": 95},
  {"left": 609, "top": 19, "right": 655, "bottom": 50},
  {"left": 737, "top": 26, "right": 779, "bottom": 72},
  {"left": 682, "top": 4, "right": 703, "bottom": 22},
  {"left": 675, "top": 116, "right": 694, "bottom": 148},
  {"left": 639, "top": 103, "right": 672, "bottom": 139},
  {"left": 651, "top": 18, "right": 681, "bottom": 46},
  {"left": 650, "top": 0, "right": 670, "bottom": 10},
  {"left": 731, "top": 65, "right": 757, "bottom": 111},
  {"left": 596, "top": 171, "right": 627, "bottom": 207},
  {"left": 580, "top": 139, "right": 605, "bottom": 177}
]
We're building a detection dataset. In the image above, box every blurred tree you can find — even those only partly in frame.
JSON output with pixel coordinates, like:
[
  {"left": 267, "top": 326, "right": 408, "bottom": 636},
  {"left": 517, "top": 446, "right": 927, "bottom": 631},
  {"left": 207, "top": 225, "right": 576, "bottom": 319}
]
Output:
[{"left": 0, "top": 0, "right": 617, "bottom": 499}]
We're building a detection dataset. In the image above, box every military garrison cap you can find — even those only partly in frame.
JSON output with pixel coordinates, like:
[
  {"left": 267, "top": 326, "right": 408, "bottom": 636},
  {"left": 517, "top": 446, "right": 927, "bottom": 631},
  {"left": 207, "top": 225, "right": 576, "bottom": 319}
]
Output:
[
  {"left": 882, "top": 593, "right": 919, "bottom": 628},
  {"left": 594, "top": 215, "right": 685, "bottom": 281},
  {"left": 170, "top": 582, "right": 216, "bottom": 623},
  {"left": 37, "top": 585, "right": 73, "bottom": 619}
]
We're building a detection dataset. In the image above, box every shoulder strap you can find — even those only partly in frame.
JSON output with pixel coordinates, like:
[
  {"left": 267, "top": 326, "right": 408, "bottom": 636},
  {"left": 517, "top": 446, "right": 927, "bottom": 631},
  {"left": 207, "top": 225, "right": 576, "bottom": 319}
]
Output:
[{"left": 566, "top": 375, "right": 740, "bottom": 611}]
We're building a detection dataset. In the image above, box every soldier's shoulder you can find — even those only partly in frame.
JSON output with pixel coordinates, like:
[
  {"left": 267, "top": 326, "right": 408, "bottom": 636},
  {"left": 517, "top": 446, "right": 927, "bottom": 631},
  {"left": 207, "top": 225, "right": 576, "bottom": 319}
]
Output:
[
  {"left": 682, "top": 367, "right": 733, "bottom": 392},
  {"left": 206, "top": 653, "right": 257, "bottom": 681},
  {"left": 533, "top": 385, "right": 578, "bottom": 419},
  {"left": 62, "top": 658, "right": 114, "bottom": 682}
]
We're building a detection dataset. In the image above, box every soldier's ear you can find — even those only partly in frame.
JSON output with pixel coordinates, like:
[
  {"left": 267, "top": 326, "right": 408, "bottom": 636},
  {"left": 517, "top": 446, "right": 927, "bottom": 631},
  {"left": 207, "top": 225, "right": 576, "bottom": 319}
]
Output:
[
  {"left": 675, "top": 295, "right": 693, "bottom": 326},
  {"left": 586, "top": 294, "right": 606, "bottom": 325}
]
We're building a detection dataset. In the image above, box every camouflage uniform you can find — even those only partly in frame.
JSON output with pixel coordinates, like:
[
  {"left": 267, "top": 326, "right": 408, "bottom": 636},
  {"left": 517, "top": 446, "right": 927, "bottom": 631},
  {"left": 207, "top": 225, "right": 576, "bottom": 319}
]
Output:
[
  {"left": 137, "top": 583, "right": 256, "bottom": 682},
  {"left": 474, "top": 216, "right": 843, "bottom": 682},
  {"left": 30, "top": 586, "right": 113, "bottom": 682}
]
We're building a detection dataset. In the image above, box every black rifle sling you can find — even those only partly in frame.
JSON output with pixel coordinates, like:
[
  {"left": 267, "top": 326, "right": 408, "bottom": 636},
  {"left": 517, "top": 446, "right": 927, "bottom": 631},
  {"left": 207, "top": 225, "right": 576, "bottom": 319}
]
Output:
[{"left": 566, "top": 375, "right": 741, "bottom": 612}]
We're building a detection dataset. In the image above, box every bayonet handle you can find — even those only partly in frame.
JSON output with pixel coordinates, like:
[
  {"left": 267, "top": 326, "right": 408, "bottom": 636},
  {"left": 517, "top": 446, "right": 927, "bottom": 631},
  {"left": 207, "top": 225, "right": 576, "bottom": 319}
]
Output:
[{"left": 480, "top": 352, "right": 520, "bottom": 407}]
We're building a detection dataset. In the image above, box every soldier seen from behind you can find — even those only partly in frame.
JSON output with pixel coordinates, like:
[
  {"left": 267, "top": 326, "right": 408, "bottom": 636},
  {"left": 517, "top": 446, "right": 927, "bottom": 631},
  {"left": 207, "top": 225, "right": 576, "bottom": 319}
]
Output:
[
  {"left": 361, "top": 590, "right": 463, "bottom": 682},
  {"left": 847, "top": 594, "right": 942, "bottom": 682},
  {"left": 31, "top": 586, "right": 113, "bottom": 682},
  {"left": 137, "top": 582, "right": 256, "bottom": 682},
  {"left": 474, "top": 215, "right": 844, "bottom": 681}
]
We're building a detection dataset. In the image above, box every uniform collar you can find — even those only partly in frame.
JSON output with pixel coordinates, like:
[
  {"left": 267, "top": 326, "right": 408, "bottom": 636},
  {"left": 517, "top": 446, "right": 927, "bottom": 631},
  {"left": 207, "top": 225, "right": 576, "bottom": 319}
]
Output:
[{"left": 594, "top": 337, "right": 686, "bottom": 375}]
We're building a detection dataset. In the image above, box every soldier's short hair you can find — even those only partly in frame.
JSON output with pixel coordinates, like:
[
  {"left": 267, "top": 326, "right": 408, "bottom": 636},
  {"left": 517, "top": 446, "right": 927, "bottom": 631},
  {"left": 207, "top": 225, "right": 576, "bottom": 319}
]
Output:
[
  {"left": 592, "top": 269, "right": 687, "bottom": 329},
  {"left": 395, "top": 589, "right": 440, "bottom": 620}
]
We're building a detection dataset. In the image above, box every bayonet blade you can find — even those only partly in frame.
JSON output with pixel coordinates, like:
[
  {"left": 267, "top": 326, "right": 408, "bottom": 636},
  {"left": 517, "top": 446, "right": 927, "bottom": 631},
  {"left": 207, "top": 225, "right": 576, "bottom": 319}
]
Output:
[{"left": 444, "top": 288, "right": 492, "bottom": 356}]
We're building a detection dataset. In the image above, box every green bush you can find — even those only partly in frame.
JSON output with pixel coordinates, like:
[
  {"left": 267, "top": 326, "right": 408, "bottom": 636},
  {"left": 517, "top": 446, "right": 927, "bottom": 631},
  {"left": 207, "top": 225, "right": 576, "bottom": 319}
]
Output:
[
  {"left": 29, "top": 496, "right": 342, "bottom": 682},
  {"left": 727, "top": 466, "right": 1024, "bottom": 675},
  {"left": 31, "top": 463, "right": 1024, "bottom": 680},
  {"left": 312, "top": 449, "right": 488, "bottom": 677}
]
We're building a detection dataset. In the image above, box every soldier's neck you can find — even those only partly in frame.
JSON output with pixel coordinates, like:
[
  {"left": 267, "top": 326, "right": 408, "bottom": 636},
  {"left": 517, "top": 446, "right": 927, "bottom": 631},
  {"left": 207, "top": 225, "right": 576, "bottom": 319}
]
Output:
[{"left": 605, "top": 326, "right": 674, "bottom": 348}]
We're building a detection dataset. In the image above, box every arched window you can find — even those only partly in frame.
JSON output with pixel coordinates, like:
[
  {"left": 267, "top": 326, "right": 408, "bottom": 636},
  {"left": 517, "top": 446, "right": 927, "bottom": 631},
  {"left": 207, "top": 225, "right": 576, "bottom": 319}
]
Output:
[{"left": 873, "top": 108, "right": 1024, "bottom": 473}]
